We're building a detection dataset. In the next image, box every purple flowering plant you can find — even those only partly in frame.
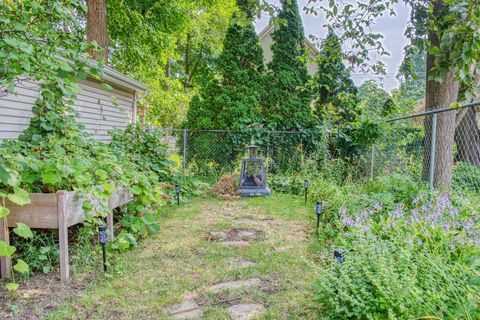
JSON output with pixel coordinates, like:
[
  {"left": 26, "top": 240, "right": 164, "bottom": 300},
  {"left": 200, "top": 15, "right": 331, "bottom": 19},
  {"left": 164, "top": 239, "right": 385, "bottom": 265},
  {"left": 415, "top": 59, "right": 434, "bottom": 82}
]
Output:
[{"left": 338, "top": 192, "right": 480, "bottom": 259}]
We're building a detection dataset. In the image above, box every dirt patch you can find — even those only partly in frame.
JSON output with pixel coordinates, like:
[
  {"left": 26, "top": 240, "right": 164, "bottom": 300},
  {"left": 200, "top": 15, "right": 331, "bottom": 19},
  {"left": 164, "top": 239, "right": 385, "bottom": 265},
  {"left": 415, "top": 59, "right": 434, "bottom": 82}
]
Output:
[
  {"left": 0, "top": 270, "right": 96, "bottom": 320},
  {"left": 206, "top": 228, "right": 264, "bottom": 242}
]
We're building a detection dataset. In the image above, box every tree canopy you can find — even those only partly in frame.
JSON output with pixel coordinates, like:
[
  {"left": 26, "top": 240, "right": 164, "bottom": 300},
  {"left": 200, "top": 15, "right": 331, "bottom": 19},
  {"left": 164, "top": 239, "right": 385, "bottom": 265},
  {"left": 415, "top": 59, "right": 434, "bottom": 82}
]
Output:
[
  {"left": 265, "top": 0, "right": 314, "bottom": 131},
  {"left": 186, "top": 0, "right": 265, "bottom": 131},
  {"left": 314, "top": 31, "right": 358, "bottom": 123},
  {"left": 106, "top": 0, "right": 236, "bottom": 127}
]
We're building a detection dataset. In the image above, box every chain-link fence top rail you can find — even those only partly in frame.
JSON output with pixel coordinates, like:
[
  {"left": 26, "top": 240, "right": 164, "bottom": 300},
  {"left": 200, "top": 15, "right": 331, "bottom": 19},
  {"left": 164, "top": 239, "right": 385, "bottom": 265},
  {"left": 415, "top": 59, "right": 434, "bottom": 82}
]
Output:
[
  {"left": 369, "top": 101, "right": 480, "bottom": 195},
  {"left": 156, "top": 129, "right": 305, "bottom": 177}
]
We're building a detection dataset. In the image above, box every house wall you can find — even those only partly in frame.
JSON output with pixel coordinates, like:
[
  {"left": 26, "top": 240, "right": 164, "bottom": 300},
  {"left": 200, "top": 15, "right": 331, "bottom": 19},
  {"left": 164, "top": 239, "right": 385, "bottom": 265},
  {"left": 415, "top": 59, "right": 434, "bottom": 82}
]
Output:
[
  {"left": 259, "top": 30, "right": 319, "bottom": 76},
  {"left": 0, "top": 79, "right": 135, "bottom": 142}
]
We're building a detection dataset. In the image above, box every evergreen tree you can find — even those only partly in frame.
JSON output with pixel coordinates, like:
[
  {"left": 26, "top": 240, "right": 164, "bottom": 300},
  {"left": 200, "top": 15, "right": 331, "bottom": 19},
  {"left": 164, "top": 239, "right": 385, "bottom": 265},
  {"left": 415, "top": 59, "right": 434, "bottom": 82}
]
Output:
[
  {"left": 265, "top": 0, "right": 313, "bottom": 130},
  {"left": 186, "top": 0, "right": 264, "bottom": 130},
  {"left": 314, "top": 31, "right": 358, "bottom": 123}
]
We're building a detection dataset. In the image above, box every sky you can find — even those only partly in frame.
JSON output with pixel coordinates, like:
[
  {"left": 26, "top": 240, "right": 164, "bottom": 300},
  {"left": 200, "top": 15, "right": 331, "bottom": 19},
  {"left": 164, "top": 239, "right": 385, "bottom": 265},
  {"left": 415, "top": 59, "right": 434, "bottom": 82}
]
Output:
[{"left": 255, "top": 1, "right": 411, "bottom": 92}]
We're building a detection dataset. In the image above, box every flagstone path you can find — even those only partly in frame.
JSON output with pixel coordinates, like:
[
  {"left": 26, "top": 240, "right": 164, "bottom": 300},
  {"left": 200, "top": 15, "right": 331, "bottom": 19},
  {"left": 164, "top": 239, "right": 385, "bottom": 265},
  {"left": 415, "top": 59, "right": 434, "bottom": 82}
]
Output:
[{"left": 46, "top": 194, "right": 321, "bottom": 319}]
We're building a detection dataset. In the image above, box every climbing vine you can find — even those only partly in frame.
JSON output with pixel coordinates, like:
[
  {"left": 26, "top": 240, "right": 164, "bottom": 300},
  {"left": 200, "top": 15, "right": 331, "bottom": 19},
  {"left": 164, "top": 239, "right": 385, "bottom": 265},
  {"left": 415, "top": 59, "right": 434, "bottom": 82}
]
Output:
[{"left": 0, "top": 0, "right": 185, "bottom": 290}]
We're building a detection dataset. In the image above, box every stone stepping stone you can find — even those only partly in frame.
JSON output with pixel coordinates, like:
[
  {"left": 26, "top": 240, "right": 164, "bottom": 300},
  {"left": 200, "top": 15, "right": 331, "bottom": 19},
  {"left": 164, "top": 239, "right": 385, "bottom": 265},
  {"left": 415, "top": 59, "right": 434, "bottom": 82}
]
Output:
[
  {"left": 207, "top": 278, "right": 261, "bottom": 294},
  {"left": 207, "top": 229, "right": 263, "bottom": 243},
  {"left": 220, "top": 240, "right": 249, "bottom": 248},
  {"left": 228, "top": 304, "right": 265, "bottom": 320},
  {"left": 208, "top": 231, "right": 228, "bottom": 241},
  {"left": 236, "top": 219, "right": 257, "bottom": 225},
  {"left": 165, "top": 300, "right": 203, "bottom": 319},
  {"left": 236, "top": 230, "right": 260, "bottom": 240},
  {"left": 230, "top": 259, "right": 256, "bottom": 268}
]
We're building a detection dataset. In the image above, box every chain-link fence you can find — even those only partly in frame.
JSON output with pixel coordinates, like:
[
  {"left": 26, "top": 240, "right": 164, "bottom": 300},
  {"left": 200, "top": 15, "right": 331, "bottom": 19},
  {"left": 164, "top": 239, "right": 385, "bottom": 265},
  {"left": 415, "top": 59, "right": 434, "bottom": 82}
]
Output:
[
  {"left": 155, "top": 102, "right": 479, "bottom": 195},
  {"left": 157, "top": 129, "right": 306, "bottom": 179},
  {"left": 368, "top": 103, "right": 480, "bottom": 195}
]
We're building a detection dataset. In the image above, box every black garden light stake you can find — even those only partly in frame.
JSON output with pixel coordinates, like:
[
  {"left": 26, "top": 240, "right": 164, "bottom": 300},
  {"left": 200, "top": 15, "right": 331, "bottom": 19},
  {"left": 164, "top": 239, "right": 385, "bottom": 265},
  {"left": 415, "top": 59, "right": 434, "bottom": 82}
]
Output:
[
  {"left": 334, "top": 249, "right": 345, "bottom": 264},
  {"left": 315, "top": 201, "right": 323, "bottom": 230},
  {"left": 304, "top": 179, "right": 309, "bottom": 204},
  {"left": 98, "top": 225, "right": 108, "bottom": 272},
  {"left": 175, "top": 184, "right": 180, "bottom": 206}
]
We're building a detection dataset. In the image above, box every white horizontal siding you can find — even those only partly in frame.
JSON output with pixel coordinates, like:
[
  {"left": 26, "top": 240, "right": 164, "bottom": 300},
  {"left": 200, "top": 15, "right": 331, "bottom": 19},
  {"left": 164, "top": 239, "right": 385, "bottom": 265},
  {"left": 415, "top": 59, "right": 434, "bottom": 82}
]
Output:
[{"left": 0, "top": 79, "right": 134, "bottom": 141}]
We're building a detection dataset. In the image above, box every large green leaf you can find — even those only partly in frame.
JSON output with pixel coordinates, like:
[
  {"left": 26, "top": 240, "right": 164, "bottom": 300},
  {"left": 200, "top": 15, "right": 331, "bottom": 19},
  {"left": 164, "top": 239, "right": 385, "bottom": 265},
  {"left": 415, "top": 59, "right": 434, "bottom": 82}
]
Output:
[
  {"left": 6, "top": 283, "right": 19, "bottom": 292},
  {"left": 13, "top": 259, "right": 29, "bottom": 274},
  {"left": 71, "top": 157, "right": 88, "bottom": 173},
  {"left": 41, "top": 168, "right": 62, "bottom": 185},
  {"left": 0, "top": 206, "right": 10, "bottom": 218},
  {"left": 53, "top": 143, "right": 66, "bottom": 156},
  {"left": 0, "top": 165, "right": 9, "bottom": 184},
  {"left": 3, "top": 37, "right": 18, "bottom": 47},
  {"left": 130, "top": 186, "right": 142, "bottom": 195},
  {"left": 104, "top": 183, "right": 115, "bottom": 194},
  {"left": 7, "top": 187, "right": 31, "bottom": 206},
  {"left": 0, "top": 240, "right": 16, "bottom": 257},
  {"left": 95, "top": 169, "right": 108, "bottom": 181},
  {"left": 13, "top": 222, "right": 33, "bottom": 239}
]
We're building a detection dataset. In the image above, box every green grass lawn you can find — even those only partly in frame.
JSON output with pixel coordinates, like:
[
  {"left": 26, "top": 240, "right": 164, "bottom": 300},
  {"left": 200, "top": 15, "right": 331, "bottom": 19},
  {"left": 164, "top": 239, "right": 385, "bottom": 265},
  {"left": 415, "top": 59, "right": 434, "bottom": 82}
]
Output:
[{"left": 44, "top": 194, "right": 323, "bottom": 319}]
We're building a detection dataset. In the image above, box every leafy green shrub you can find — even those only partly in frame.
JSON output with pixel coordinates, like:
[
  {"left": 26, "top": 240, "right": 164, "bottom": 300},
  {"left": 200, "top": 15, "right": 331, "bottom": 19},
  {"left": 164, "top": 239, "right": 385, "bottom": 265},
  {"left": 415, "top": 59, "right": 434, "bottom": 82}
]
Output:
[
  {"left": 363, "top": 173, "right": 429, "bottom": 207},
  {"left": 317, "top": 192, "right": 480, "bottom": 318},
  {"left": 268, "top": 174, "right": 303, "bottom": 194},
  {"left": 317, "top": 236, "right": 480, "bottom": 319},
  {"left": 453, "top": 162, "right": 480, "bottom": 192},
  {"left": 12, "top": 230, "right": 59, "bottom": 275}
]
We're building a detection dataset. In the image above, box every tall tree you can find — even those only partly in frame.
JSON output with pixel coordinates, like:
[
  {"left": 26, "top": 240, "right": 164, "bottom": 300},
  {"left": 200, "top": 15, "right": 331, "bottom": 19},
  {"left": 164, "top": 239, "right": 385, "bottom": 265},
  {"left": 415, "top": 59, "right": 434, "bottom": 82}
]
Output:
[
  {"left": 455, "top": 70, "right": 480, "bottom": 165},
  {"left": 265, "top": 0, "right": 313, "bottom": 131},
  {"left": 420, "top": 0, "right": 460, "bottom": 189},
  {"left": 87, "top": 0, "right": 108, "bottom": 62},
  {"left": 357, "top": 80, "right": 394, "bottom": 120},
  {"left": 106, "top": 0, "right": 236, "bottom": 127},
  {"left": 314, "top": 31, "right": 358, "bottom": 123},
  {"left": 186, "top": 0, "right": 265, "bottom": 130},
  {"left": 396, "top": 48, "right": 426, "bottom": 106}
]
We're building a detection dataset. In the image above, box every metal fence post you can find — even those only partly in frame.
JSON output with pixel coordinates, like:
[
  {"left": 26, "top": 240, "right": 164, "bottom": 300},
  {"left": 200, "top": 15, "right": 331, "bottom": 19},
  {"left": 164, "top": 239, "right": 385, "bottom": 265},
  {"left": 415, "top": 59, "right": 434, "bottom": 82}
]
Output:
[
  {"left": 370, "top": 144, "right": 375, "bottom": 180},
  {"left": 266, "top": 132, "right": 270, "bottom": 172},
  {"left": 182, "top": 129, "right": 187, "bottom": 170},
  {"left": 429, "top": 114, "right": 438, "bottom": 190}
]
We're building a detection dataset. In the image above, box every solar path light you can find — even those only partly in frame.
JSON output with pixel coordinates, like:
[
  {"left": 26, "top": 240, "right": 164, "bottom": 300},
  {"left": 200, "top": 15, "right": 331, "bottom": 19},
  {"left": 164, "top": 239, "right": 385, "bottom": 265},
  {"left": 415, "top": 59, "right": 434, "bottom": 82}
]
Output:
[
  {"left": 175, "top": 184, "right": 180, "bottom": 206},
  {"left": 334, "top": 249, "right": 345, "bottom": 264},
  {"left": 98, "top": 225, "right": 108, "bottom": 272},
  {"left": 315, "top": 201, "right": 323, "bottom": 230}
]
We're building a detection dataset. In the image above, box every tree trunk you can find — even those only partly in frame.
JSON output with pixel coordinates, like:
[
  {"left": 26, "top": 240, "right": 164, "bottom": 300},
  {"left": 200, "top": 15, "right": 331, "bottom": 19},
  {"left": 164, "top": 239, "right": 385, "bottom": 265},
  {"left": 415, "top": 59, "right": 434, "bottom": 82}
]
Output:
[
  {"left": 455, "top": 70, "right": 480, "bottom": 165},
  {"left": 184, "top": 33, "right": 191, "bottom": 89},
  {"left": 165, "top": 59, "right": 171, "bottom": 78},
  {"left": 455, "top": 106, "right": 480, "bottom": 165},
  {"left": 87, "top": 0, "right": 108, "bottom": 63},
  {"left": 421, "top": 0, "right": 459, "bottom": 190}
]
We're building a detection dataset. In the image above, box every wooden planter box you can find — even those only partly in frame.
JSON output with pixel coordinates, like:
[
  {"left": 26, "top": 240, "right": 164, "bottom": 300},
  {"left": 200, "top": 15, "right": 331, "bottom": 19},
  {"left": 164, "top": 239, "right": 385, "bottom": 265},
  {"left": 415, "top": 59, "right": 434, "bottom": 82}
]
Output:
[{"left": 0, "top": 189, "right": 132, "bottom": 282}]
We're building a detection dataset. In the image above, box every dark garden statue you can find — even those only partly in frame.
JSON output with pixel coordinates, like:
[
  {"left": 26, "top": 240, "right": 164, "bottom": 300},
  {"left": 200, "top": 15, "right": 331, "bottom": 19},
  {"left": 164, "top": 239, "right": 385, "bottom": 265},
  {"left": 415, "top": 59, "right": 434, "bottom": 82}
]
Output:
[{"left": 238, "top": 145, "right": 271, "bottom": 197}]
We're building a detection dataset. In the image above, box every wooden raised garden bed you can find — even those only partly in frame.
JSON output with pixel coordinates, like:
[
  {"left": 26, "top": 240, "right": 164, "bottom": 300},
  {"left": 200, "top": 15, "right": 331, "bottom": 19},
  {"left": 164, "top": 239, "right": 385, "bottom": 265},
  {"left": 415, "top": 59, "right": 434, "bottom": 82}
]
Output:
[{"left": 0, "top": 189, "right": 132, "bottom": 282}]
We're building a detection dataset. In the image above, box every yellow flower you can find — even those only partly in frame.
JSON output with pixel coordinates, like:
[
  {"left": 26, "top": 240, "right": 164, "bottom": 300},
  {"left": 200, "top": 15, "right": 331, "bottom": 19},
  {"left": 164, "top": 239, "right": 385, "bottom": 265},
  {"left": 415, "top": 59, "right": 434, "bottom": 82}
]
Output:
[{"left": 208, "top": 161, "right": 218, "bottom": 168}]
